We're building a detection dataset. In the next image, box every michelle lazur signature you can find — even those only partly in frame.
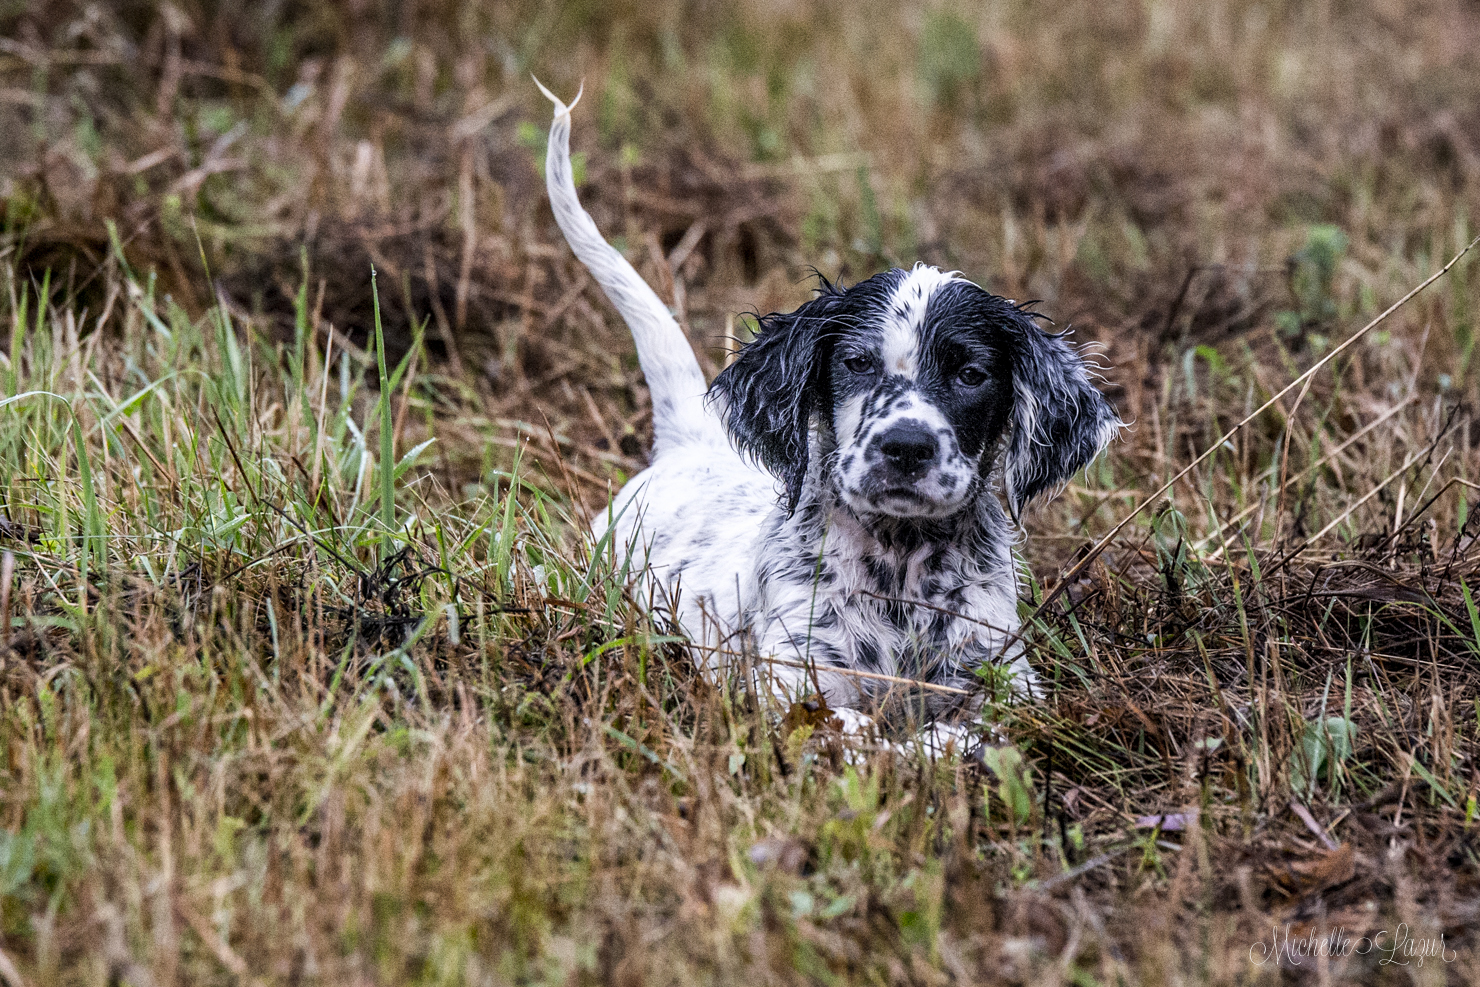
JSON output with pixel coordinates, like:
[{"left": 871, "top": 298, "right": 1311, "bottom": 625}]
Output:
[{"left": 1250, "top": 923, "right": 1458, "bottom": 968}]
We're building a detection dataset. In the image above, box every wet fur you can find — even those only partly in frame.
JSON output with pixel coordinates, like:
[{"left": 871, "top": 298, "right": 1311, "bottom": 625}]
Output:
[{"left": 540, "top": 85, "right": 1120, "bottom": 734}]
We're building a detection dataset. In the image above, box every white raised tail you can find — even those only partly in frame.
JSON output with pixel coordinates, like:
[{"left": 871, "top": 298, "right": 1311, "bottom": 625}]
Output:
[{"left": 536, "top": 79, "right": 722, "bottom": 454}]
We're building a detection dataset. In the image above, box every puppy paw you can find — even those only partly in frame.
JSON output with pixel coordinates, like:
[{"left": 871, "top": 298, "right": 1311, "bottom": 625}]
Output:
[{"left": 830, "top": 706, "right": 880, "bottom": 738}]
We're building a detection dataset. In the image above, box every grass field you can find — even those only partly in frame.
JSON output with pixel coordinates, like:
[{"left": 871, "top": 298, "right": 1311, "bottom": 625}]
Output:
[{"left": 2, "top": 0, "right": 1480, "bottom": 983}]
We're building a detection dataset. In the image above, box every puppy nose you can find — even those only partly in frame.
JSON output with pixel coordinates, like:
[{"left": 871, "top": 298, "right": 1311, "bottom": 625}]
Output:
[{"left": 878, "top": 423, "right": 938, "bottom": 472}]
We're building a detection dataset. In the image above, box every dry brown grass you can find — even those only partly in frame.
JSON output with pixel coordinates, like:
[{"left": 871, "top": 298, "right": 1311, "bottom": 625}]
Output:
[{"left": 2, "top": 0, "right": 1480, "bottom": 983}]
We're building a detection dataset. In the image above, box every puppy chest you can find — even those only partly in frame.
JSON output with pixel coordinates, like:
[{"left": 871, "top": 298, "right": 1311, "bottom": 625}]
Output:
[{"left": 757, "top": 541, "right": 1015, "bottom": 676}]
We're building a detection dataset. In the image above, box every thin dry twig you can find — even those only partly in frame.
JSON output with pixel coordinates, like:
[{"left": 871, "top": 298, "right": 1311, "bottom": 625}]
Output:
[
  {"left": 1012, "top": 234, "right": 1480, "bottom": 645},
  {"left": 705, "top": 646, "right": 973, "bottom": 696},
  {"left": 1198, "top": 396, "right": 1413, "bottom": 555}
]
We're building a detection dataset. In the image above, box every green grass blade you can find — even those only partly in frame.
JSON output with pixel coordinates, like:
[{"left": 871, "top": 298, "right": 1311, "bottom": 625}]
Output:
[
  {"left": 71, "top": 411, "right": 102, "bottom": 581},
  {"left": 371, "top": 265, "right": 396, "bottom": 555}
]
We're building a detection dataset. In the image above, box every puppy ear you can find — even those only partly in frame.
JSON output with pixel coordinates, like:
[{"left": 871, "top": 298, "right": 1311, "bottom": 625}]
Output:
[
  {"left": 708, "top": 288, "right": 842, "bottom": 513},
  {"left": 1004, "top": 316, "right": 1121, "bottom": 519}
]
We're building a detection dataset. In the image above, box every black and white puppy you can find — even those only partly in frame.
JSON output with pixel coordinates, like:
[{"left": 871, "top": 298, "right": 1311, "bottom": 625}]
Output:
[{"left": 539, "top": 84, "right": 1120, "bottom": 743}]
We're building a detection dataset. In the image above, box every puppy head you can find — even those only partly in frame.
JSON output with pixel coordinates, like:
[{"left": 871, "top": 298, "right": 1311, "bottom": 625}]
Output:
[{"left": 710, "top": 265, "right": 1120, "bottom": 519}]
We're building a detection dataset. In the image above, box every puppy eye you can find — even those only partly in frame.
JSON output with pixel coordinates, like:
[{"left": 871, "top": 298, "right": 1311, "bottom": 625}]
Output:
[
  {"left": 957, "top": 367, "right": 987, "bottom": 386},
  {"left": 844, "top": 356, "right": 875, "bottom": 374}
]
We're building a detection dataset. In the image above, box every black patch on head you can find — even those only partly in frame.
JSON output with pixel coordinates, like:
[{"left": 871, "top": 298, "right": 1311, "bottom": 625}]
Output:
[
  {"left": 708, "top": 270, "right": 905, "bottom": 513},
  {"left": 908, "top": 281, "right": 1018, "bottom": 462}
]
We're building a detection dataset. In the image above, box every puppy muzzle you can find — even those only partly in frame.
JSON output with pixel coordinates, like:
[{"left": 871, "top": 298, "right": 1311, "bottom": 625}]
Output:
[{"left": 839, "top": 421, "right": 978, "bottom": 518}]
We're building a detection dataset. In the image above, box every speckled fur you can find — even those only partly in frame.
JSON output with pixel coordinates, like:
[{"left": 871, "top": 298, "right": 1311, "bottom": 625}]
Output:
[{"left": 544, "top": 88, "right": 1120, "bottom": 732}]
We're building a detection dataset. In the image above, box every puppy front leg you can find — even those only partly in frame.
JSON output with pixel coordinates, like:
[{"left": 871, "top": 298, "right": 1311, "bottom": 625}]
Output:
[{"left": 751, "top": 658, "right": 881, "bottom": 741}]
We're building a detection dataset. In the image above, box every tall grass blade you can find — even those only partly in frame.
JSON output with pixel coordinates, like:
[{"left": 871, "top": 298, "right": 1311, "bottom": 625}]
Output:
[
  {"left": 371, "top": 265, "right": 396, "bottom": 555},
  {"left": 71, "top": 412, "right": 103, "bottom": 594}
]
